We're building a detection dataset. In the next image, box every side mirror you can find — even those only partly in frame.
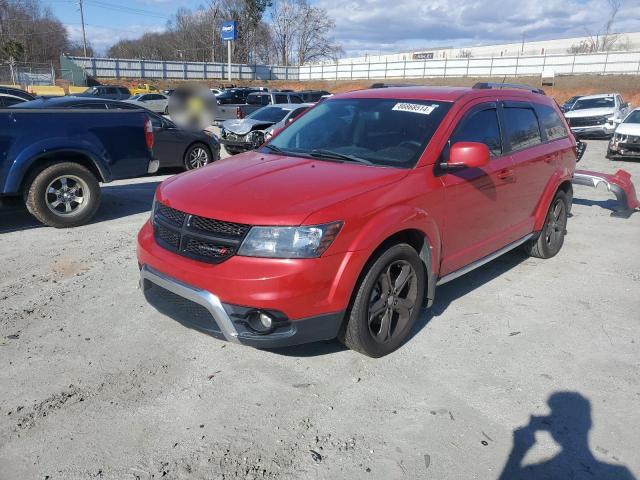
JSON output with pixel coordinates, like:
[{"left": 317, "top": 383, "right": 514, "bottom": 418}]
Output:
[{"left": 443, "top": 142, "right": 490, "bottom": 170}]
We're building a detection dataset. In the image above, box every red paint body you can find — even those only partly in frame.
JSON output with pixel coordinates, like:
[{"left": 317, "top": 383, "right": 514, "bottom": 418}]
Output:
[{"left": 138, "top": 86, "right": 576, "bottom": 323}]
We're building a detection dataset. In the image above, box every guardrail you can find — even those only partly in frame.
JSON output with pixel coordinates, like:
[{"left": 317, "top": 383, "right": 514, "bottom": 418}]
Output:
[
  {"left": 65, "top": 56, "right": 299, "bottom": 81},
  {"left": 299, "top": 51, "right": 640, "bottom": 80},
  {"left": 65, "top": 50, "right": 640, "bottom": 83}
]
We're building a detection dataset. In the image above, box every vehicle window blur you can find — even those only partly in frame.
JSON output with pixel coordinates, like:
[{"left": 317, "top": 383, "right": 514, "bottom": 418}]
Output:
[
  {"left": 248, "top": 106, "right": 290, "bottom": 123},
  {"left": 572, "top": 97, "right": 615, "bottom": 110},
  {"left": 267, "top": 98, "right": 452, "bottom": 168},
  {"left": 623, "top": 110, "right": 640, "bottom": 123}
]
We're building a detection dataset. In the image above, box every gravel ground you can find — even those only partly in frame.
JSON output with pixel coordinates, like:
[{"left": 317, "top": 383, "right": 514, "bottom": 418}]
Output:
[{"left": 1, "top": 139, "right": 639, "bottom": 480}]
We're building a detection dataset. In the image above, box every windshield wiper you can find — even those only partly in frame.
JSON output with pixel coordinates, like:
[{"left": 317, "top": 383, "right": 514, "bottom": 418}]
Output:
[
  {"left": 262, "top": 144, "right": 283, "bottom": 153},
  {"left": 309, "top": 149, "right": 374, "bottom": 165}
]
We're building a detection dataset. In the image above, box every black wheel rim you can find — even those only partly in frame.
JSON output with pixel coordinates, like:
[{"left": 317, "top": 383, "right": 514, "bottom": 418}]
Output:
[
  {"left": 367, "top": 260, "right": 418, "bottom": 344},
  {"left": 544, "top": 198, "right": 566, "bottom": 248}
]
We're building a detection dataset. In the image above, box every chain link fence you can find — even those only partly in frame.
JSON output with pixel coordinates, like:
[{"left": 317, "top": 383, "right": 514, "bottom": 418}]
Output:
[{"left": 0, "top": 62, "right": 55, "bottom": 86}]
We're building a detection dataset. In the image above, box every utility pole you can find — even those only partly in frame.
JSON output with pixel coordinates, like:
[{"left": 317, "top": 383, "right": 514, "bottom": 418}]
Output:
[{"left": 78, "top": 0, "right": 88, "bottom": 57}]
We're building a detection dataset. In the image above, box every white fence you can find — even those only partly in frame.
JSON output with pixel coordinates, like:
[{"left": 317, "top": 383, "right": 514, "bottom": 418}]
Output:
[
  {"left": 299, "top": 51, "right": 640, "bottom": 80},
  {"left": 66, "top": 56, "right": 299, "bottom": 81},
  {"left": 67, "top": 50, "right": 640, "bottom": 82}
]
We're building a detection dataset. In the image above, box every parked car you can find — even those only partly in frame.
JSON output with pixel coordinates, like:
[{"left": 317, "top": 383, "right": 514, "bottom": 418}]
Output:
[
  {"left": 607, "top": 108, "right": 640, "bottom": 160},
  {"left": 297, "top": 90, "right": 331, "bottom": 102},
  {"left": 162, "top": 89, "right": 175, "bottom": 96},
  {"left": 15, "top": 97, "right": 220, "bottom": 171},
  {"left": 138, "top": 84, "right": 577, "bottom": 357},
  {"left": 0, "top": 86, "right": 35, "bottom": 101},
  {"left": 130, "top": 83, "right": 161, "bottom": 95},
  {"left": 125, "top": 93, "right": 169, "bottom": 114},
  {"left": 216, "top": 88, "right": 259, "bottom": 105},
  {"left": 564, "top": 93, "right": 630, "bottom": 138},
  {"left": 78, "top": 85, "right": 131, "bottom": 100},
  {"left": 220, "top": 103, "right": 312, "bottom": 154},
  {"left": 560, "top": 95, "right": 582, "bottom": 112},
  {"left": 216, "top": 91, "right": 305, "bottom": 122},
  {"left": 0, "top": 93, "right": 29, "bottom": 107},
  {"left": 1, "top": 107, "right": 155, "bottom": 227},
  {"left": 210, "top": 88, "right": 222, "bottom": 95}
]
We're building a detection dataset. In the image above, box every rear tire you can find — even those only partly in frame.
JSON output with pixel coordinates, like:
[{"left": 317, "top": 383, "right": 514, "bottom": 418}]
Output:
[
  {"left": 341, "top": 244, "right": 425, "bottom": 357},
  {"left": 25, "top": 162, "right": 101, "bottom": 228},
  {"left": 184, "top": 143, "right": 211, "bottom": 170},
  {"left": 524, "top": 190, "right": 568, "bottom": 259}
]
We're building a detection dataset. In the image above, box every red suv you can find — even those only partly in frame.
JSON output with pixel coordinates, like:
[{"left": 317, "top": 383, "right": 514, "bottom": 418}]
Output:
[{"left": 138, "top": 85, "right": 576, "bottom": 357}]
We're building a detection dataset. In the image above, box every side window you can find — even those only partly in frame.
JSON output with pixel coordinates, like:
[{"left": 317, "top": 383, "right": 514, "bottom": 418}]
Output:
[
  {"left": 451, "top": 107, "right": 502, "bottom": 157},
  {"left": 106, "top": 87, "right": 118, "bottom": 95},
  {"left": 261, "top": 95, "right": 270, "bottom": 105},
  {"left": 535, "top": 104, "right": 567, "bottom": 141},
  {"left": 71, "top": 103, "right": 108, "bottom": 109},
  {"left": 289, "top": 95, "right": 303, "bottom": 104},
  {"left": 148, "top": 114, "right": 163, "bottom": 128},
  {"left": 503, "top": 107, "right": 542, "bottom": 151},
  {"left": 274, "top": 94, "right": 288, "bottom": 104}
]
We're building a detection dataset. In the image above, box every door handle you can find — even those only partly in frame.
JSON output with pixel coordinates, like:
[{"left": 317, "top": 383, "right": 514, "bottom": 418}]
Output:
[{"left": 497, "top": 169, "right": 514, "bottom": 180}]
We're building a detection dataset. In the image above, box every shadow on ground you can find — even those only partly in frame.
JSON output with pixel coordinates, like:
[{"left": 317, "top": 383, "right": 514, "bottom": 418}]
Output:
[
  {"left": 0, "top": 180, "right": 160, "bottom": 234},
  {"left": 498, "top": 391, "right": 635, "bottom": 480}
]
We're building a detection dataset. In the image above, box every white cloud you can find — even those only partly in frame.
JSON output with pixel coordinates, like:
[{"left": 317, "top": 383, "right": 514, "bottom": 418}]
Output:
[{"left": 316, "top": 0, "right": 640, "bottom": 56}]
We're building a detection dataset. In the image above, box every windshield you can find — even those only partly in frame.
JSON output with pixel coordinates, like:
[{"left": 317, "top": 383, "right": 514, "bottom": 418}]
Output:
[
  {"left": 248, "top": 106, "right": 290, "bottom": 123},
  {"left": 623, "top": 110, "right": 640, "bottom": 124},
  {"left": 572, "top": 97, "right": 615, "bottom": 110},
  {"left": 265, "top": 98, "right": 451, "bottom": 168}
]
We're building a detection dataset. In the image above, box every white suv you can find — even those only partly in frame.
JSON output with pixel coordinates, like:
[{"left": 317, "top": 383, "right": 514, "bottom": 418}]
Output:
[{"left": 564, "top": 93, "right": 630, "bottom": 138}]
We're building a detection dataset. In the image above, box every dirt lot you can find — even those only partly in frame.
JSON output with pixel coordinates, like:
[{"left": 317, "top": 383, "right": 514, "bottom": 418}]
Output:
[{"left": 1, "top": 140, "right": 639, "bottom": 479}]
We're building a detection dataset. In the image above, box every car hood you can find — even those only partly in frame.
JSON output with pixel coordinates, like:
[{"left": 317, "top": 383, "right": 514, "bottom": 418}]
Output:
[
  {"left": 156, "top": 153, "right": 408, "bottom": 225},
  {"left": 565, "top": 107, "right": 615, "bottom": 118},
  {"left": 222, "top": 118, "right": 275, "bottom": 135},
  {"left": 615, "top": 122, "right": 640, "bottom": 136}
]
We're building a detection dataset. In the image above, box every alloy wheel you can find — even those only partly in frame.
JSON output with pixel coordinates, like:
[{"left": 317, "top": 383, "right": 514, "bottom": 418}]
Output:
[
  {"left": 45, "top": 175, "right": 89, "bottom": 216},
  {"left": 367, "top": 260, "right": 418, "bottom": 344},
  {"left": 544, "top": 198, "right": 566, "bottom": 248},
  {"left": 188, "top": 147, "right": 210, "bottom": 169}
]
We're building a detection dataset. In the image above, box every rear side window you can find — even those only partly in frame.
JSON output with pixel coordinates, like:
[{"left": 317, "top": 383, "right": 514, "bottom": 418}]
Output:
[
  {"left": 503, "top": 107, "right": 542, "bottom": 151},
  {"left": 536, "top": 104, "right": 568, "bottom": 141},
  {"left": 451, "top": 108, "right": 502, "bottom": 157},
  {"left": 274, "top": 94, "right": 288, "bottom": 104}
]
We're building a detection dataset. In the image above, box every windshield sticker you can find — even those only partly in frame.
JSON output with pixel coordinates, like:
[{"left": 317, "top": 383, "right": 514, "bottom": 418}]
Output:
[{"left": 392, "top": 103, "right": 439, "bottom": 115}]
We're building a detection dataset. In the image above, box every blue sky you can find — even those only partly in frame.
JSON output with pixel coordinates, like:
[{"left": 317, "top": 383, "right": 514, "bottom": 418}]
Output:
[{"left": 46, "top": 0, "right": 640, "bottom": 57}]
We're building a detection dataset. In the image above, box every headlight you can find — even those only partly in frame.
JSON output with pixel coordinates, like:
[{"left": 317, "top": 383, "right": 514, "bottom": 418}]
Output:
[{"left": 238, "top": 222, "right": 343, "bottom": 258}]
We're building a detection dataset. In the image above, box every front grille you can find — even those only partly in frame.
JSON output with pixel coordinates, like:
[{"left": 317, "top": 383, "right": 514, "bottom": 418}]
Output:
[
  {"left": 153, "top": 203, "right": 250, "bottom": 264},
  {"left": 569, "top": 116, "right": 607, "bottom": 127}
]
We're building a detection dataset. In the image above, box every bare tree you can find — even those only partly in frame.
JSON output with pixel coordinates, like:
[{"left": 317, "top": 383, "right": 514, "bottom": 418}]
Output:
[{"left": 567, "top": 0, "right": 626, "bottom": 53}]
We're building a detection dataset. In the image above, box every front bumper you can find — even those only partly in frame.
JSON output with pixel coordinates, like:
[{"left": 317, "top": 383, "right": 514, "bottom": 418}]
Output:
[
  {"left": 607, "top": 142, "right": 640, "bottom": 160},
  {"left": 139, "top": 265, "right": 344, "bottom": 348},
  {"left": 570, "top": 124, "right": 616, "bottom": 138},
  {"left": 219, "top": 138, "right": 253, "bottom": 151}
]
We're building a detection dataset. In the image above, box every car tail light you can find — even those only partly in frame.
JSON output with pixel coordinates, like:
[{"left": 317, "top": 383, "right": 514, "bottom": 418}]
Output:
[
  {"left": 144, "top": 117, "right": 154, "bottom": 150},
  {"left": 236, "top": 106, "right": 244, "bottom": 119}
]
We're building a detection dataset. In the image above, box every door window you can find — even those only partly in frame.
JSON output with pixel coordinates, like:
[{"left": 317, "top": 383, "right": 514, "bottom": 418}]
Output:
[
  {"left": 503, "top": 107, "right": 542, "bottom": 151},
  {"left": 274, "top": 94, "right": 288, "bottom": 104},
  {"left": 451, "top": 107, "right": 502, "bottom": 157},
  {"left": 289, "top": 95, "right": 303, "bottom": 104},
  {"left": 535, "top": 104, "right": 567, "bottom": 141}
]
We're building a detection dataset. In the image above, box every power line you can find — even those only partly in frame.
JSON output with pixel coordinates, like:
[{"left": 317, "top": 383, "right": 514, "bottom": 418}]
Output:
[{"left": 83, "top": 0, "right": 171, "bottom": 20}]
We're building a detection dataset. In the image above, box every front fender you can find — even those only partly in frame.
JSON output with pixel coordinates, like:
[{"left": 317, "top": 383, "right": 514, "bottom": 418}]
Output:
[{"left": 3, "top": 137, "right": 110, "bottom": 194}]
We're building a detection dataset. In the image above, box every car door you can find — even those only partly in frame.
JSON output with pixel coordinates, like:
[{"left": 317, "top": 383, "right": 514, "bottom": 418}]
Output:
[
  {"left": 151, "top": 115, "right": 189, "bottom": 167},
  {"left": 440, "top": 101, "right": 519, "bottom": 275},
  {"left": 500, "top": 101, "right": 549, "bottom": 237}
]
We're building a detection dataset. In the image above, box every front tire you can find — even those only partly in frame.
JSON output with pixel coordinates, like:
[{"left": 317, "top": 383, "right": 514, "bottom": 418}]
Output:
[
  {"left": 184, "top": 143, "right": 211, "bottom": 170},
  {"left": 25, "top": 162, "right": 101, "bottom": 228},
  {"left": 525, "top": 190, "right": 568, "bottom": 259},
  {"left": 341, "top": 244, "right": 425, "bottom": 357}
]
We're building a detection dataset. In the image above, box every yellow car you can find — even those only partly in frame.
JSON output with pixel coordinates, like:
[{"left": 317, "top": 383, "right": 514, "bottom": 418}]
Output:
[{"left": 129, "top": 83, "right": 160, "bottom": 95}]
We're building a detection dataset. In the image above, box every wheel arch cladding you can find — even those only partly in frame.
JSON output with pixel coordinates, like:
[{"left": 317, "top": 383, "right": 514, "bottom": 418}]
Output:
[
  {"left": 17, "top": 150, "right": 107, "bottom": 195},
  {"left": 533, "top": 173, "right": 573, "bottom": 231}
]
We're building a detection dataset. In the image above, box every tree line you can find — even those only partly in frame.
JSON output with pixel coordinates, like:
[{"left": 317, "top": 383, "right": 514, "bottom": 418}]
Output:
[{"left": 106, "top": 0, "right": 342, "bottom": 66}]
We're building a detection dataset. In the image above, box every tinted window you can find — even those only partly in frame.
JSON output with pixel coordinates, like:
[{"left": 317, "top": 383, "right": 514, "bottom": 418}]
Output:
[
  {"left": 451, "top": 108, "right": 502, "bottom": 157},
  {"left": 623, "top": 110, "right": 640, "bottom": 124},
  {"left": 289, "top": 107, "right": 309, "bottom": 120},
  {"left": 289, "top": 95, "right": 303, "bottom": 104},
  {"left": 118, "top": 88, "right": 130, "bottom": 94},
  {"left": 248, "top": 106, "right": 289, "bottom": 123},
  {"left": 503, "top": 107, "right": 542, "bottom": 151},
  {"left": 268, "top": 99, "right": 452, "bottom": 168},
  {"left": 0, "top": 96, "right": 25, "bottom": 107},
  {"left": 274, "top": 94, "right": 288, "bottom": 104},
  {"left": 572, "top": 97, "right": 614, "bottom": 110},
  {"left": 108, "top": 102, "right": 138, "bottom": 110},
  {"left": 106, "top": 87, "right": 118, "bottom": 94},
  {"left": 536, "top": 104, "right": 567, "bottom": 141}
]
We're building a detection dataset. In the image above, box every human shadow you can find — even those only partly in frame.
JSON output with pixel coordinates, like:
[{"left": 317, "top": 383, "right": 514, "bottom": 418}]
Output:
[
  {"left": 0, "top": 179, "right": 160, "bottom": 234},
  {"left": 498, "top": 391, "right": 635, "bottom": 480}
]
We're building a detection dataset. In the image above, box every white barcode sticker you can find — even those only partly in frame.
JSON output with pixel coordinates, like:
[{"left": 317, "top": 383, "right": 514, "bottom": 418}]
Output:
[{"left": 392, "top": 103, "right": 439, "bottom": 115}]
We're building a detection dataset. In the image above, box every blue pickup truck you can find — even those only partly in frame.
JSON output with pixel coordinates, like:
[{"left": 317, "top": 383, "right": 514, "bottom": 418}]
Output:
[{"left": 0, "top": 108, "right": 157, "bottom": 227}]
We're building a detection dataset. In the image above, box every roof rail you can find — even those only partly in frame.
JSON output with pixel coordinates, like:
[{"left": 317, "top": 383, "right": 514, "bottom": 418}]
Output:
[
  {"left": 472, "top": 82, "right": 546, "bottom": 95},
  {"left": 369, "top": 83, "right": 421, "bottom": 89}
]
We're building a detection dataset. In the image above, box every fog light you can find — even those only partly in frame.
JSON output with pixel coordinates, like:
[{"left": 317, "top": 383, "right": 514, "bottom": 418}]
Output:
[{"left": 248, "top": 310, "right": 275, "bottom": 334}]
